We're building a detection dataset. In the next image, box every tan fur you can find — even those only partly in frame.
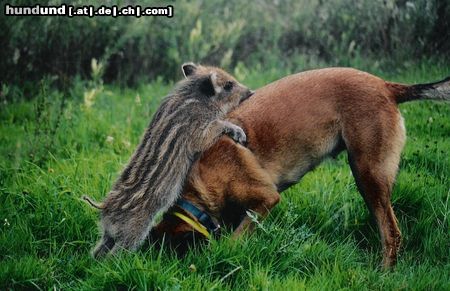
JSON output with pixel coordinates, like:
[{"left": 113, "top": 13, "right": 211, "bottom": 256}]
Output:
[{"left": 151, "top": 67, "right": 449, "bottom": 268}]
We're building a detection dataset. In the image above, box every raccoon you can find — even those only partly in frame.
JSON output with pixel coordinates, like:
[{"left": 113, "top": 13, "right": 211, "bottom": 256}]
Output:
[{"left": 84, "top": 63, "right": 253, "bottom": 258}]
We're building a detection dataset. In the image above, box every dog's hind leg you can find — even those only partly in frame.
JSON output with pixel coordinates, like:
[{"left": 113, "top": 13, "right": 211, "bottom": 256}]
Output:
[{"left": 343, "top": 110, "right": 406, "bottom": 268}]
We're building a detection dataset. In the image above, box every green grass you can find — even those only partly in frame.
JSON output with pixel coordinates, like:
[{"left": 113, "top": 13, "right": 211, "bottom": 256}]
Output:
[{"left": 1, "top": 63, "right": 449, "bottom": 290}]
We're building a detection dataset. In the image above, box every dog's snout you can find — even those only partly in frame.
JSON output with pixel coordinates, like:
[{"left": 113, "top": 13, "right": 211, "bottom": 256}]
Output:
[{"left": 248, "top": 90, "right": 255, "bottom": 97}]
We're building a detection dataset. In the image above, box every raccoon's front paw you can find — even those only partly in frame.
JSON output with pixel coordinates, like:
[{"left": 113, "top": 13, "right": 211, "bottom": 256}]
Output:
[{"left": 226, "top": 125, "right": 247, "bottom": 145}]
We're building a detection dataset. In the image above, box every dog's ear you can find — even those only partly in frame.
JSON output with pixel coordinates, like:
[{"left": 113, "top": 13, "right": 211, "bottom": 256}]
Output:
[{"left": 182, "top": 62, "right": 197, "bottom": 78}]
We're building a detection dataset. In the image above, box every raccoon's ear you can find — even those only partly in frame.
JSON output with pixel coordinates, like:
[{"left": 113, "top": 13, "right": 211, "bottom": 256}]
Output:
[
  {"left": 199, "top": 75, "right": 216, "bottom": 97},
  {"left": 210, "top": 72, "right": 222, "bottom": 94},
  {"left": 182, "top": 62, "right": 197, "bottom": 78}
]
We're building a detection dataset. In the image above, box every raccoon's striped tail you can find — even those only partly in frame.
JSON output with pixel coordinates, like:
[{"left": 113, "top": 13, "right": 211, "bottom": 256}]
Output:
[
  {"left": 82, "top": 195, "right": 105, "bottom": 209},
  {"left": 388, "top": 76, "right": 450, "bottom": 104}
]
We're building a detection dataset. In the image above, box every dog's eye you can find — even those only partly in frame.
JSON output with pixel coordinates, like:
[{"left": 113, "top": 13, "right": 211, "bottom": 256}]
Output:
[{"left": 224, "top": 81, "right": 234, "bottom": 91}]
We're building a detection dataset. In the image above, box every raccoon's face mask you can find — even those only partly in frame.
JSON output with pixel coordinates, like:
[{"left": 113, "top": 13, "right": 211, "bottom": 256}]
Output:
[{"left": 181, "top": 62, "right": 254, "bottom": 113}]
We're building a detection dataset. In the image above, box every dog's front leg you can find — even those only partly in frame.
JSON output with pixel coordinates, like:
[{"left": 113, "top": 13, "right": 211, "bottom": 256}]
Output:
[
  {"left": 232, "top": 216, "right": 255, "bottom": 238},
  {"left": 231, "top": 187, "right": 280, "bottom": 239}
]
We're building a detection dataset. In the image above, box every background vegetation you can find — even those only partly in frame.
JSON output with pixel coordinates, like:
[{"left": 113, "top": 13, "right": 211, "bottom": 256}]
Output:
[
  {"left": 1, "top": 0, "right": 449, "bottom": 290},
  {"left": 1, "top": 0, "right": 449, "bottom": 86}
]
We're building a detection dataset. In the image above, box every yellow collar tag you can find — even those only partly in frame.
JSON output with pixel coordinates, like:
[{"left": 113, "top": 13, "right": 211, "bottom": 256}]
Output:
[{"left": 173, "top": 211, "right": 211, "bottom": 239}]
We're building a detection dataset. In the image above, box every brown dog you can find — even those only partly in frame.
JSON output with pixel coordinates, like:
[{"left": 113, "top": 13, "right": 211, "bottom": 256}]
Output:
[{"left": 150, "top": 67, "right": 449, "bottom": 268}]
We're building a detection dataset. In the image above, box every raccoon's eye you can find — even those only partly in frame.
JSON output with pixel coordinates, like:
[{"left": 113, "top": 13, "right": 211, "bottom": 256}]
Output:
[{"left": 224, "top": 81, "right": 234, "bottom": 92}]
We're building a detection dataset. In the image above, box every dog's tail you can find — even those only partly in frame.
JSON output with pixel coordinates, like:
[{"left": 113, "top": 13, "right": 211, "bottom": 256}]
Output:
[
  {"left": 82, "top": 195, "right": 105, "bottom": 210},
  {"left": 387, "top": 76, "right": 450, "bottom": 104}
]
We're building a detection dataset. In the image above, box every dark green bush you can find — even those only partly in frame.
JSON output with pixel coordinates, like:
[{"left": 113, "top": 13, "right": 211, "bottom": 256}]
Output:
[{"left": 1, "top": 0, "right": 448, "bottom": 86}]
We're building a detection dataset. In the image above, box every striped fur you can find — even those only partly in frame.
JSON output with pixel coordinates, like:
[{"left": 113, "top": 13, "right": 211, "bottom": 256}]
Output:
[{"left": 87, "top": 63, "right": 253, "bottom": 258}]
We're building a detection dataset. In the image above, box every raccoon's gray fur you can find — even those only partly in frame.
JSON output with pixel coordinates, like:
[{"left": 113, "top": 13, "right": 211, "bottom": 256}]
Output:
[{"left": 84, "top": 63, "right": 253, "bottom": 258}]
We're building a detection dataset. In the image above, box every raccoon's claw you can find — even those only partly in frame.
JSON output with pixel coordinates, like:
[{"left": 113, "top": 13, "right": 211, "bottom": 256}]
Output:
[{"left": 227, "top": 125, "right": 247, "bottom": 145}]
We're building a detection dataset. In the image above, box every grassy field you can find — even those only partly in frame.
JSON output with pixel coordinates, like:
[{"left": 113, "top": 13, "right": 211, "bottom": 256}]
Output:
[{"left": 1, "top": 63, "right": 449, "bottom": 290}]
